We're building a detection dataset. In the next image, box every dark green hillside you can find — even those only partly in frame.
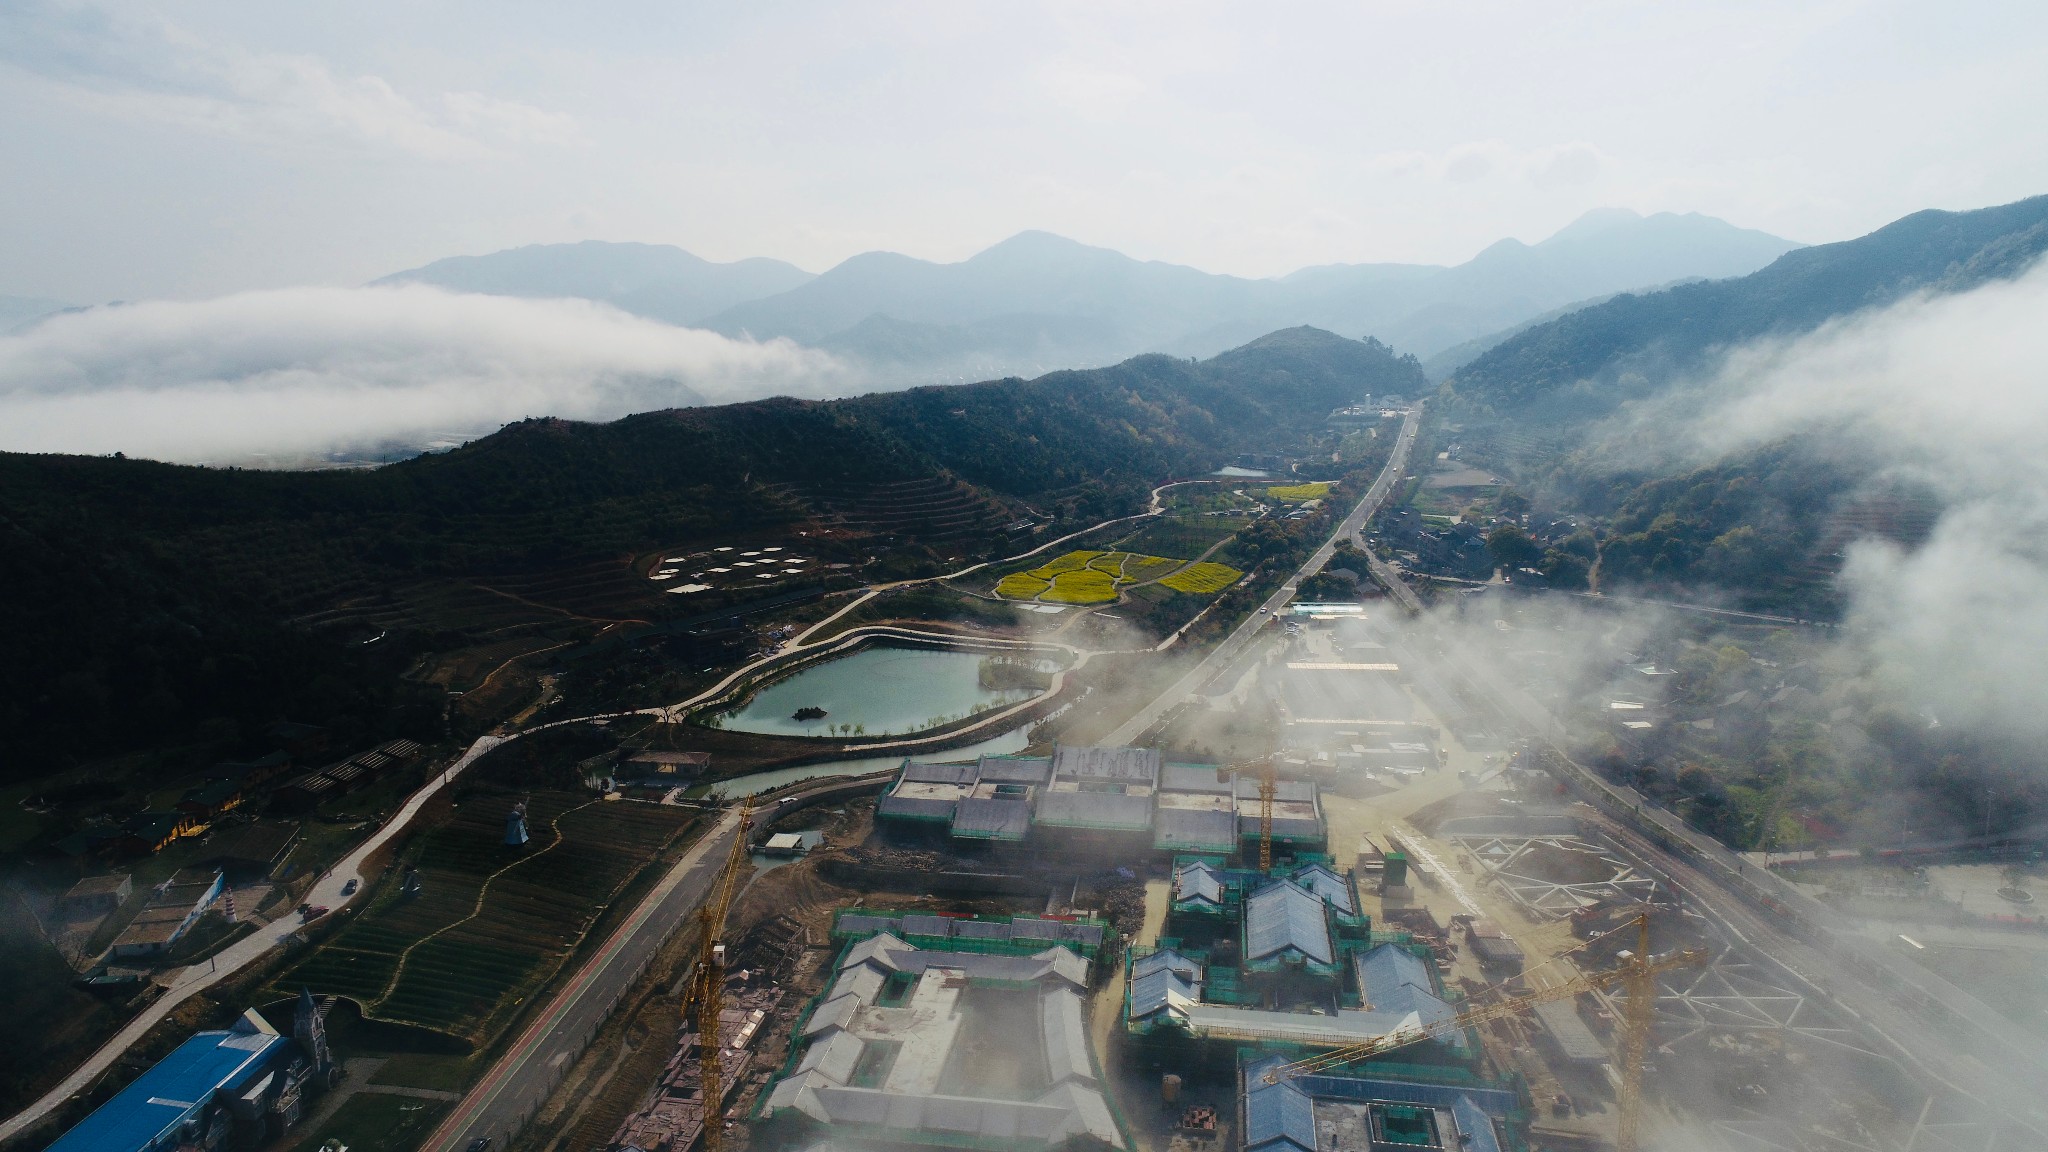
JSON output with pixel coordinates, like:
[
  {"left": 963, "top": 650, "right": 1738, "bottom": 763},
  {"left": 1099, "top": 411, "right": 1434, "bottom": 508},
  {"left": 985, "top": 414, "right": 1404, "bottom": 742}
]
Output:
[
  {"left": 0, "top": 327, "right": 1421, "bottom": 781},
  {"left": 1453, "top": 194, "right": 2048, "bottom": 416}
]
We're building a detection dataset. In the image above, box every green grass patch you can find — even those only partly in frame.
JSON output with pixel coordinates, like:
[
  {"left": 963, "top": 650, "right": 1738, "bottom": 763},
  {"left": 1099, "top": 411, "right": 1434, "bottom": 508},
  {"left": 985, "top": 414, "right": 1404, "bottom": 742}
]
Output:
[
  {"left": 1160, "top": 561, "right": 1244, "bottom": 594},
  {"left": 1266, "top": 481, "right": 1332, "bottom": 501},
  {"left": 287, "top": 1091, "right": 447, "bottom": 1152}
]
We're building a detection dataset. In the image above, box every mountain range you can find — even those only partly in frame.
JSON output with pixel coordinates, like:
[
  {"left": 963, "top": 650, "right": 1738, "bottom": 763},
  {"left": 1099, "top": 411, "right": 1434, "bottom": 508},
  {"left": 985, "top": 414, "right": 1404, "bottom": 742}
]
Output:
[{"left": 380, "top": 209, "right": 1800, "bottom": 382}]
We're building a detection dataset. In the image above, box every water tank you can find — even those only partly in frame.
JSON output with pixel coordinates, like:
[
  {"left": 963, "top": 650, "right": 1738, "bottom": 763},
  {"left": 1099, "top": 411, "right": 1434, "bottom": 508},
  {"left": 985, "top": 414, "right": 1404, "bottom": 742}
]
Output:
[{"left": 1161, "top": 1073, "right": 1182, "bottom": 1105}]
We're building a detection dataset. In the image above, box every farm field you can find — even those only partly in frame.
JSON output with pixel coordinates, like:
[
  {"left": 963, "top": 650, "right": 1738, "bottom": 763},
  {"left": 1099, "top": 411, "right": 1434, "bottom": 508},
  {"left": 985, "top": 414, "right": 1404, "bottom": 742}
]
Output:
[
  {"left": 1265, "top": 481, "right": 1332, "bottom": 501},
  {"left": 1158, "top": 561, "right": 1243, "bottom": 594},
  {"left": 994, "top": 550, "right": 1185, "bottom": 605},
  {"left": 269, "top": 792, "right": 696, "bottom": 1044}
]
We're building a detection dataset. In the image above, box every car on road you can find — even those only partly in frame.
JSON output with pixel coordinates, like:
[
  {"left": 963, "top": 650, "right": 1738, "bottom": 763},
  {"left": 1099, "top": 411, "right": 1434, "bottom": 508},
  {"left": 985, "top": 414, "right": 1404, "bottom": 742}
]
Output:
[
  {"left": 301, "top": 905, "right": 329, "bottom": 921},
  {"left": 1258, "top": 606, "right": 1269, "bottom": 613},
  {"left": 341, "top": 879, "right": 359, "bottom": 896},
  {"left": 466, "top": 1140, "right": 493, "bottom": 1152}
]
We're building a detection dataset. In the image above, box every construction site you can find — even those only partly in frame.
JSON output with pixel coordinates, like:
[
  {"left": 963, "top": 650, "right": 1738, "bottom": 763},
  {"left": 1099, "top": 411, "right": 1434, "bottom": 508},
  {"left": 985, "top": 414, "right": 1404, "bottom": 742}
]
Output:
[{"left": 464, "top": 595, "right": 2047, "bottom": 1152}]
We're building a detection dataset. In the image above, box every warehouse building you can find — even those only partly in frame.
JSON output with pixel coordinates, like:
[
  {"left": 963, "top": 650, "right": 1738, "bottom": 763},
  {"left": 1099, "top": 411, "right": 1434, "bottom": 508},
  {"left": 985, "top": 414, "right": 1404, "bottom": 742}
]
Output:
[
  {"left": 46, "top": 991, "right": 337, "bottom": 1152},
  {"left": 761, "top": 919, "right": 1125, "bottom": 1151}
]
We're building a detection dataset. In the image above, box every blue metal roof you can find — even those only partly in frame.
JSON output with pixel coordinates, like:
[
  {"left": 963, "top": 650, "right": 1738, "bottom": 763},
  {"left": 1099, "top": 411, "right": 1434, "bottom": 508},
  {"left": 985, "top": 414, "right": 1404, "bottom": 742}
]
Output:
[
  {"left": 47, "top": 1029, "right": 288, "bottom": 1152},
  {"left": 1245, "top": 879, "right": 1333, "bottom": 965},
  {"left": 1292, "top": 863, "right": 1356, "bottom": 914},
  {"left": 1452, "top": 1093, "right": 1505, "bottom": 1152},
  {"left": 1128, "top": 966, "right": 1198, "bottom": 1019},
  {"left": 1354, "top": 944, "right": 1454, "bottom": 1030},
  {"left": 1174, "top": 861, "right": 1226, "bottom": 906},
  {"left": 1243, "top": 1059, "right": 1317, "bottom": 1152}
]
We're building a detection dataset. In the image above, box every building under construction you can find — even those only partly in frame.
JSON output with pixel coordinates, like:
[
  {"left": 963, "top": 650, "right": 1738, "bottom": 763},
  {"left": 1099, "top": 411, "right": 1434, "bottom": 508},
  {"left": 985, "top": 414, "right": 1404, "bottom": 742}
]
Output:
[
  {"left": 608, "top": 983, "right": 785, "bottom": 1152},
  {"left": 1125, "top": 858, "right": 1480, "bottom": 1075},
  {"left": 875, "top": 745, "right": 1326, "bottom": 858},
  {"left": 757, "top": 912, "right": 1126, "bottom": 1152},
  {"left": 1241, "top": 1054, "right": 1522, "bottom": 1152}
]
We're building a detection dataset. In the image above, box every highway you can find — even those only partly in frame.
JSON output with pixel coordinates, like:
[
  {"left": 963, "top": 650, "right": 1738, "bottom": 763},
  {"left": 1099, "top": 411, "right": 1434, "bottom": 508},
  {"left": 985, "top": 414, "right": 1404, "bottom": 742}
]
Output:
[{"left": 1103, "top": 400, "right": 1422, "bottom": 746}]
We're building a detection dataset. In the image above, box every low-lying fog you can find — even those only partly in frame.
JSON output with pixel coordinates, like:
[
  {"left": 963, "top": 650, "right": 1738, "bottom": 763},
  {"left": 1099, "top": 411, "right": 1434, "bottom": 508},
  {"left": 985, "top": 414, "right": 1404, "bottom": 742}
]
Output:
[{"left": 0, "top": 284, "right": 857, "bottom": 466}]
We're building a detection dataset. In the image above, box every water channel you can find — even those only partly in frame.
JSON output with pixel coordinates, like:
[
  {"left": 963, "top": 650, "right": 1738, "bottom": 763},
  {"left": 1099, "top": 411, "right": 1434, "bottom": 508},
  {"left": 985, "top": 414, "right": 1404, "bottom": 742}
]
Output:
[{"left": 710, "top": 645, "right": 1047, "bottom": 739}]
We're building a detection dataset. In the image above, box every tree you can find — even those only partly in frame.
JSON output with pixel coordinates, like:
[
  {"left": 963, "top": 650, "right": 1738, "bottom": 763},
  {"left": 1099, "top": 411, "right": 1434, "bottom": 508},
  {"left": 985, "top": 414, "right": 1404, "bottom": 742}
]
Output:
[{"left": 1485, "top": 525, "right": 1543, "bottom": 572}]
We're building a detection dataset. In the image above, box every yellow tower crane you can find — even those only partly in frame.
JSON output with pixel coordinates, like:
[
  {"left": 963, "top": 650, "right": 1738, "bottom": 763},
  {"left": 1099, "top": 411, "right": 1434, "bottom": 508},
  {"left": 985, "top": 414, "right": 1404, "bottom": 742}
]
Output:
[
  {"left": 685, "top": 794, "right": 754, "bottom": 1152},
  {"left": 1261, "top": 914, "right": 1702, "bottom": 1152},
  {"left": 1215, "top": 757, "right": 1280, "bottom": 870}
]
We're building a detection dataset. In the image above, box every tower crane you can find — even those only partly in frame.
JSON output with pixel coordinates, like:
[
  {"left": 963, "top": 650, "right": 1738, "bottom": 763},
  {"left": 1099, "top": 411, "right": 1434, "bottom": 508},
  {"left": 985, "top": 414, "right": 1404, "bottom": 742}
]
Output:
[
  {"left": 1260, "top": 914, "right": 1702, "bottom": 1152},
  {"left": 1215, "top": 757, "right": 1279, "bottom": 870},
  {"left": 684, "top": 794, "right": 754, "bottom": 1152}
]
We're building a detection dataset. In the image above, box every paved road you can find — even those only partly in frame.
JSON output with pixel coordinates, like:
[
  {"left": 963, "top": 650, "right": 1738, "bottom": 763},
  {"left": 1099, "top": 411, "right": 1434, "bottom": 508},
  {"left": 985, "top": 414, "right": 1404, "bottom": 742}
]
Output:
[
  {"left": 422, "top": 805, "right": 748, "bottom": 1152},
  {"left": 1103, "top": 401, "right": 1422, "bottom": 746},
  {"left": 0, "top": 735, "right": 509, "bottom": 1146}
]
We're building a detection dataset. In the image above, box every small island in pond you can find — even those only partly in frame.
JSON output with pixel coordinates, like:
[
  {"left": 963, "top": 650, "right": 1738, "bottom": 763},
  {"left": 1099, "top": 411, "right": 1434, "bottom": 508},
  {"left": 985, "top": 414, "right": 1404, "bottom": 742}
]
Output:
[{"left": 791, "top": 706, "right": 828, "bottom": 721}]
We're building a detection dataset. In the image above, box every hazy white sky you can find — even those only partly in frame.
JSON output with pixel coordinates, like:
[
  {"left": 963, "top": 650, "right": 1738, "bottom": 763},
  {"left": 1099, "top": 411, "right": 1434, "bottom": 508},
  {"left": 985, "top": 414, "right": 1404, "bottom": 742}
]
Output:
[{"left": 3, "top": 0, "right": 2044, "bottom": 302}]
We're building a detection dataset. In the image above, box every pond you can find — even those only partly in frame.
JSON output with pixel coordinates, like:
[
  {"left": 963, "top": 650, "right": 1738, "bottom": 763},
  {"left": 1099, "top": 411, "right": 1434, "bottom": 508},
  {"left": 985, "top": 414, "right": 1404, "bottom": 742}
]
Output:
[{"left": 709, "top": 645, "right": 1048, "bottom": 739}]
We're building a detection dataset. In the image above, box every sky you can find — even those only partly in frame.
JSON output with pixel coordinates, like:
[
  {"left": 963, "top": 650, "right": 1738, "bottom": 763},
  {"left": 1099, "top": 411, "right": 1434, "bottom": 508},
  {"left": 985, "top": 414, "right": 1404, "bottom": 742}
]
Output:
[{"left": 2, "top": 0, "right": 2046, "bottom": 303}]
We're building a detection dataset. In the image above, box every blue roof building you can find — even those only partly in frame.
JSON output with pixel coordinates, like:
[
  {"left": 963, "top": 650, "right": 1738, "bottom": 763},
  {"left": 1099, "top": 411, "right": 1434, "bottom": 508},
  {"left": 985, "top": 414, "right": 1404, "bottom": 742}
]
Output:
[{"left": 47, "top": 1017, "right": 291, "bottom": 1152}]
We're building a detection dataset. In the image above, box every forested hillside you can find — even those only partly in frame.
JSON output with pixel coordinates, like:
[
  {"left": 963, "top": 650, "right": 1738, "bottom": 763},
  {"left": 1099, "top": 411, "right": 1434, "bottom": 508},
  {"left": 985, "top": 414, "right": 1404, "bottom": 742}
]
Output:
[
  {"left": 1452, "top": 194, "right": 2048, "bottom": 418},
  {"left": 1437, "top": 195, "right": 2048, "bottom": 611},
  {"left": 0, "top": 327, "right": 1421, "bottom": 777}
]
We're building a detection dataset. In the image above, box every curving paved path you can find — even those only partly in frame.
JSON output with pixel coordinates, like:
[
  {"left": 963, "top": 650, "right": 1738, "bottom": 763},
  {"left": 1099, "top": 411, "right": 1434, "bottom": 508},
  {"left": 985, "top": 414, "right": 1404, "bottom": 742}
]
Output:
[{"left": 0, "top": 735, "right": 511, "bottom": 1145}]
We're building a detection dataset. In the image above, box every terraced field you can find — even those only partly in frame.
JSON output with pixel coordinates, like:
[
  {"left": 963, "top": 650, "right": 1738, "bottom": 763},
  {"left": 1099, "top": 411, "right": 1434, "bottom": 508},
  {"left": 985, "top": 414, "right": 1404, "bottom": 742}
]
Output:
[
  {"left": 271, "top": 793, "right": 696, "bottom": 1043},
  {"left": 994, "top": 550, "right": 1229, "bottom": 605}
]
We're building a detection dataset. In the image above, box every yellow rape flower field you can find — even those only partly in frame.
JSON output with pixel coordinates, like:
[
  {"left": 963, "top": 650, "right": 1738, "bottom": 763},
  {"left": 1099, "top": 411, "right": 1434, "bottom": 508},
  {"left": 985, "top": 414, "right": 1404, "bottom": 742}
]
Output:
[
  {"left": 994, "top": 549, "right": 1242, "bottom": 605},
  {"left": 1158, "top": 561, "right": 1243, "bottom": 594},
  {"left": 1265, "top": 481, "right": 1332, "bottom": 501}
]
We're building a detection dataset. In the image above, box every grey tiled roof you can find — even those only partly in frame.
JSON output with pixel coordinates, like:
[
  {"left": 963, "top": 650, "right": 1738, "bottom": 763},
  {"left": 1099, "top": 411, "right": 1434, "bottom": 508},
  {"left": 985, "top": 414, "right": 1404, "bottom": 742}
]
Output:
[
  {"left": 1040, "top": 988, "right": 1094, "bottom": 1085},
  {"left": 1132, "top": 949, "right": 1202, "bottom": 983},
  {"left": 1245, "top": 879, "right": 1333, "bottom": 964},
  {"left": 975, "top": 755, "right": 1052, "bottom": 783},
  {"left": 1174, "top": 861, "right": 1226, "bottom": 906},
  {"left": 876, "top": 793, "right": 959, "bottom": 821},
  {"left": 1035, "top": 789, "right": 1152, "bottom": 830},
  {"left": 1243, "top": 1058, "right": 1317, "bottom": 1152},
  {"left": 1293, "top": 863, "right": 1356, "bottom": 913},
  {"left": 1154, "top": 808, "right": 1236, "bottom": 852},
  {"left": 951, "top": 796, "right": 1032, "bottom": 840},
  {"left": 900, "top": 913, "right": 956, "bottom": 938},
  {"left": 1354, "top": 944, "right": 1454, "bottom": 1031},
  {"left": 1051, "top": 745, "right": 1160, "bottom": 782},
  {"left": 1128, "top": 965, "right": 1198, "bottom": 1019}
]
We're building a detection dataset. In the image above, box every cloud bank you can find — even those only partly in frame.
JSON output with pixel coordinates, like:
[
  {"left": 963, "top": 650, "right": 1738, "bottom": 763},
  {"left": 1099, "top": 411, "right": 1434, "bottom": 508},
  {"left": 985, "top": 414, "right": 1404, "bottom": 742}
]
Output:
[
  {"left": 0, "top": 284, "right": 855, "bottom": 465},
  {"left": 1697, "top": 258, "right": 2048, "bottom": 738}
]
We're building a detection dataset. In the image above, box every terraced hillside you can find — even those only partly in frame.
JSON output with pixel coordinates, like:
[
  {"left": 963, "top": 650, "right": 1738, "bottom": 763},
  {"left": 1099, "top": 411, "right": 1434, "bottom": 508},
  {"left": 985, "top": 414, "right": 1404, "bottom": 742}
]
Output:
[{"left": 272, "top": 792, "right": 696, "bottom": 1043}]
